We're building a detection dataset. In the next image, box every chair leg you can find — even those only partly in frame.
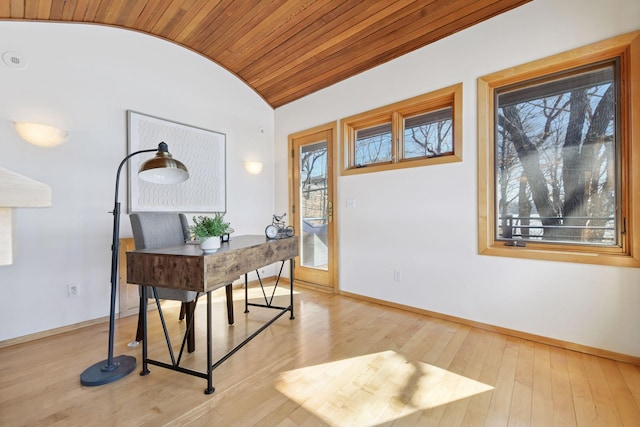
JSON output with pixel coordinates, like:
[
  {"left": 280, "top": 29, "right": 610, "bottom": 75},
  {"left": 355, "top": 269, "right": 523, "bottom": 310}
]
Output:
[
  {"left": 135, "top": 297, "right": 144, "bottom": 342},
  {"left": 225, "top": 284, "right": 234, "bottom": 325},
  {"left": 179, "top": 302, "right": 186, "bottom": 320},
  {"left": 185, "top": 300, "right": 196, "bottom": 353}
]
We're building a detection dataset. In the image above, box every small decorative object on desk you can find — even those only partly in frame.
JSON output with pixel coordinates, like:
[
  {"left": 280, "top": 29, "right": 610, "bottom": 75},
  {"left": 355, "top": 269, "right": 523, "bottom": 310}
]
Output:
[
  {"left": 190, "top": 213, "right": 233, "bottom": 253},
  {"left": 265, "top": 213, "right": 295, "bottom": 239}
]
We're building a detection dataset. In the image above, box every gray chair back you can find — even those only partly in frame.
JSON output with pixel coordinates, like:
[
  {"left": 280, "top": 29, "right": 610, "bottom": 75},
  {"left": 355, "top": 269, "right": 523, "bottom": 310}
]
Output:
[{"left": 129, "top": 212, "right": 197, "bottom": 303}]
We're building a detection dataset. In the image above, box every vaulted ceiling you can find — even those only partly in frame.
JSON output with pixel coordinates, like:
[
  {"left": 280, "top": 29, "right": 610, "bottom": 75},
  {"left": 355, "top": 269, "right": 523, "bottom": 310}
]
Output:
[{"left": 2, "top": 0, "right": 531, "bottom": 108}]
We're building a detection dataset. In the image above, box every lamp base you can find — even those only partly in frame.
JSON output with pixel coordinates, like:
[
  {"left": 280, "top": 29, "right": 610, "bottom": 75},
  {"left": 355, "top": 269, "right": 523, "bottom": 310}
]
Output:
[{"left": 80, "top": 355, "right": 137, "bottom": 386}]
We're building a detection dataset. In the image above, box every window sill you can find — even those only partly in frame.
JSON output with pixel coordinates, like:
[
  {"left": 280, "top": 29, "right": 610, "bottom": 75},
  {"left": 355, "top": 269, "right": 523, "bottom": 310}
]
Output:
[{"left": 479, "top": 244, "right": 640, "bottom": 267}]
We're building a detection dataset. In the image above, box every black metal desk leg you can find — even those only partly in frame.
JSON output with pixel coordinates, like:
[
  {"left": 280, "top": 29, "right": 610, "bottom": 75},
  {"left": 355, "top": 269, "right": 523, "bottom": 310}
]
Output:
[
  {"left": 289, "top": 258, "right": 295, "bottom": 320},
  {"left": 205, "top": 290, "right": 215, "bottom": 395},
  {"left": 140, "top": 286, "right": 150, "bottom": 376},
  {"left": 244, "top": 273, "right": 250, "bottom": 313}
]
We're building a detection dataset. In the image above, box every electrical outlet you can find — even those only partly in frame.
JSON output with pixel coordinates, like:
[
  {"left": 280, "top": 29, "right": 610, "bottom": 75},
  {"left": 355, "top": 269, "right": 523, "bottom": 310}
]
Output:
[
  {"left": 68, "top": 283, "right": 79, "bottom": 297},
  {"left": 393, "top": 269, "right": 402, "bottom": 282}
]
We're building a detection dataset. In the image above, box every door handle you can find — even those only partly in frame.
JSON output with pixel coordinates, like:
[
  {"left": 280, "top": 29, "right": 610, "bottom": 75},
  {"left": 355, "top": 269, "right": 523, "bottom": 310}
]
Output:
[{"left": 328, "top": 201, "right": 333, "bottom": 223}]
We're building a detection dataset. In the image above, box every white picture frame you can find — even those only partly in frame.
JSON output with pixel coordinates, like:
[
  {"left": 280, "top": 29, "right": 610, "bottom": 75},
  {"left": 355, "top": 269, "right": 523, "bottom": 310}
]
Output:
[{"left": 127, "top": 110, "right": 226, "bottom": 213}]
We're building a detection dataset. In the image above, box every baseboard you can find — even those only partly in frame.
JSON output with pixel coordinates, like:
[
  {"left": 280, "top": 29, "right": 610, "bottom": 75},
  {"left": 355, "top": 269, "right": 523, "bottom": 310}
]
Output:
[
  {"left": 293, "top": 279, "right": 334, "bottom": 294},
  {"left": 0, "top": 316, "right": 109, "bottom": 349},
  {"left": 339, "top": 290, "right": 640, "bottom": 366}
]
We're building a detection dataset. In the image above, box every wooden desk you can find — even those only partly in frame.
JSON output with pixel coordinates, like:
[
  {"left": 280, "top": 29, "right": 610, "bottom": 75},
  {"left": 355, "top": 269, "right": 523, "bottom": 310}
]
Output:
[{"left": 126, "top": 235, "right": 298, "bottom": 394}]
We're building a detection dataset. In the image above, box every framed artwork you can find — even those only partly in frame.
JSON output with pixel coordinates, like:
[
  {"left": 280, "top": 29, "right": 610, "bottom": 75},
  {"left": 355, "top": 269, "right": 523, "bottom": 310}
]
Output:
[{"left": 127, "top": 110, "right": 226, "bottom": 213}]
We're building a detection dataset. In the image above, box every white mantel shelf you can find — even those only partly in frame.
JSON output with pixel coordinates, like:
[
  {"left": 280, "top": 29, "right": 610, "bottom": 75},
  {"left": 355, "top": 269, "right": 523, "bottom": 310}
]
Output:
[{"left": 0, "top": 166, "right": 51, "bottom": 266}]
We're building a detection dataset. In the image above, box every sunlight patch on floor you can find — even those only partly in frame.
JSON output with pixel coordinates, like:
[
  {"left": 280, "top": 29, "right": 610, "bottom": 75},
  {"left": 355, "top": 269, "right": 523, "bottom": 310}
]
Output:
[
  {"left": 276, "top": 350, "right": 493, "bottom": 426},
  {"left": 245, "top": 284, "right": 299, "bottom": 300},
  {"left": 188, "top": 284, "right": 299, "bottom": 307}
]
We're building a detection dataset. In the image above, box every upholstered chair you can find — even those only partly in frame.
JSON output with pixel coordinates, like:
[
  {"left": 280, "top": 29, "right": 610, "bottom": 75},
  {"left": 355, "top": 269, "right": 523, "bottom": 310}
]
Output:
[{"left": 129, "top": 212, "right": 234, "bottom": 353}]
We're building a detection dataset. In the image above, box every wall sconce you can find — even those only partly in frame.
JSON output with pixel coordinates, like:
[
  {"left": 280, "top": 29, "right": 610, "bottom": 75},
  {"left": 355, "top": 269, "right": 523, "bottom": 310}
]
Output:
[
  {"left": 244, "top": 160, "right": 263, "bottom": 175},
  {"left": 13, "top": 122, "right": 68, "bottom": 147}
]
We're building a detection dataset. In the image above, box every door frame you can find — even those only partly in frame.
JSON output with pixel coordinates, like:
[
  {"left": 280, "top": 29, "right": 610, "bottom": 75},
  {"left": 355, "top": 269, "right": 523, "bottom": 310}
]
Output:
[{"left": 288, "top": 121, "right": 339, "bottom": 293}]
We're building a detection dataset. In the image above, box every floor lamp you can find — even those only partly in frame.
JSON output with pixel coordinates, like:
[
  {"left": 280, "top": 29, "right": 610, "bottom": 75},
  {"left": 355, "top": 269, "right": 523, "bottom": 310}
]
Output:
[{"left": 80, "top": 142, "right": 189, "bottom": 386}]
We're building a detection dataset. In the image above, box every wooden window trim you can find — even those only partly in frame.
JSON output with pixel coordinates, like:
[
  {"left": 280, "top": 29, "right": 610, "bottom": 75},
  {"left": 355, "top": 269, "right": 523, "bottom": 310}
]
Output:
[
  {"left": 478, "top": 31, "right": 640, "bottom": 267},
  {"left": 341, "top": 83, "right": 463, "bottom": 175}
]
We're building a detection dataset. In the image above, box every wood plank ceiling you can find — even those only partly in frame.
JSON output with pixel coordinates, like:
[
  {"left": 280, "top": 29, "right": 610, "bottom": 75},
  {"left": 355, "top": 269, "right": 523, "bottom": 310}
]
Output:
[{"left": 1, "top": 0, "right": 531, "bottom": 108}]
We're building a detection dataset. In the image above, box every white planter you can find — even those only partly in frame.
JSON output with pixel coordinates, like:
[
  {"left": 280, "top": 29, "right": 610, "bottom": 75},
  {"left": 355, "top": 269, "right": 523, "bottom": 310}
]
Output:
[{"left": 199, "top": 236, "right": 221, "bottom": 253}]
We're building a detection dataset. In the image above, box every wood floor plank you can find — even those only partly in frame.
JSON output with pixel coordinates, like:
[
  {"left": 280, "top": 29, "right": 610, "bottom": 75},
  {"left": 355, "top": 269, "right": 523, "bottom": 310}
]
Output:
[
  {"left": 508, "top": 338, "right": 534, "bottom": 426},
  {"left": 414, "top": 324, "right": 472, "bottom": 425},
  {"left": 1, "top": 286, "right": 639, "bottom": 427},
  {"left": 548, "top": 346, "right": 578, "bottom": 426},
  {"left": 566, "top": 349, "right": 601, "bottom": 426},
  {"left": 485, "top": 336, "right": 521, "bottom": 426},
  {"left": 597, "top": 358, "right": 640, "bottom": 426},
  {"left": 461, "top": 332, "right": 508, "bottom": 426},
  {"left": 618, "top": 362, "right": 640, "bottom": 409},
  {"left": 581, "top": 353, "right": 624, "bottom": 425},
  {"left": 437, "top": 328, "right": 495, "bottom": 426}
]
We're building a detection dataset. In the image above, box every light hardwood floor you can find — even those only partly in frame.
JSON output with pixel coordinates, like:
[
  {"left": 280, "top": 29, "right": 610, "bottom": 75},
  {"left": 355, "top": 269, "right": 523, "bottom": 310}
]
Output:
[{"left": 1, "top": 284, "right": 639, "bottom": 426}]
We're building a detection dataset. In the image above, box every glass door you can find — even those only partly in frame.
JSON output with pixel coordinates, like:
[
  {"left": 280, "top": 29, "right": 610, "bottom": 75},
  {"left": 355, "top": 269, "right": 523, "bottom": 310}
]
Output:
[{"left": 290, "top": 124, "right": 336, "bottom": 291}]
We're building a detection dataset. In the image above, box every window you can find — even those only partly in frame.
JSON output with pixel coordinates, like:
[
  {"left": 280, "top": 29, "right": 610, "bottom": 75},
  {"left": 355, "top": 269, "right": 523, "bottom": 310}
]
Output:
[
  {"left": 478, "top": 31, "right": 640, "bottom": 266},
  {"left": 342, "top": 84, "right": 462, "bottom": 175}
]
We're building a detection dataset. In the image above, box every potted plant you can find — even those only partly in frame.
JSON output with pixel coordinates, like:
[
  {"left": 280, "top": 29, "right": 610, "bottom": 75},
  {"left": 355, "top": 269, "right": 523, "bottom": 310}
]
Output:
[{"left": 190, "top": 213, "right": 232, "bottom": 253}]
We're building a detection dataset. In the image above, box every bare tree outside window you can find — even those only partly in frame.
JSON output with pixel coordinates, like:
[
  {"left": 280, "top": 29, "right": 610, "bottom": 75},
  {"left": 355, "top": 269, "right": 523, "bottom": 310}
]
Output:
[
  {"left": 404, "top": 108, "right": 453, "bottom": 159},
  {"left": 300, "top": 142, "right": 328, "bottom": 227},
  {"left": 496, "top": 63, "right": 617, "bottom": 245},
  {"left": 355, "top": 123, "right": 392, "bottom": 166}
]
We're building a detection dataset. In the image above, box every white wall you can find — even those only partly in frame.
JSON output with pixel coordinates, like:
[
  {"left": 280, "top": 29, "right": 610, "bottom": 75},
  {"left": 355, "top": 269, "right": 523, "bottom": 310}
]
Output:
[
  {"left": 275, "top": 0, "right": 640, "bottom": 357},
  {"left": 0, "top": 22, "right": 275, "bottom": 341}
]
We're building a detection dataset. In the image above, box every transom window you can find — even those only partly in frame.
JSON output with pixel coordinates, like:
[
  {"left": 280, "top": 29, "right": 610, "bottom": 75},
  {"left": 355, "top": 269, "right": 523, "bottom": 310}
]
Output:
[
  {"left": 342, "top": 84, "right": 462, "bottom": 175},
  {"left": 403, "top": 108, "right": 453, "bottom": 160},
  {"left": 355, "top": 122, "right": 392, "bottom": 166},
  {"left": 478, "top": 31, "right": 640, "bottom": 266}
]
